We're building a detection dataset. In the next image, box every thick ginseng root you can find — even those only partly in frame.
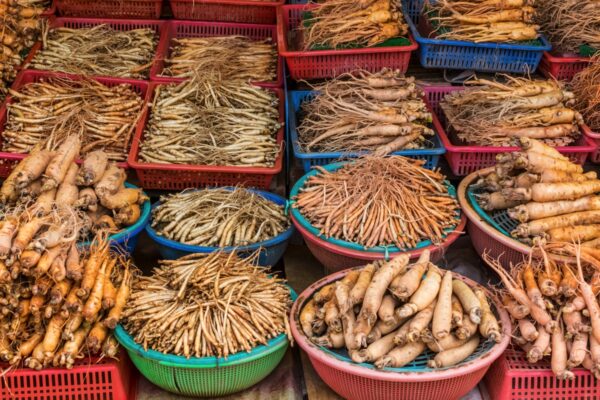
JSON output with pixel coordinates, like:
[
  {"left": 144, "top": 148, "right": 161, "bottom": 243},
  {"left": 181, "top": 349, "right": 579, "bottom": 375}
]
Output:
[
  {"left": 474, "top": 288, "right": 502, "bottom": 342},
  {"left": 432, "top": 271, "right": 453, "bottom": 340},
  {"left": 428, "top": 335, "right": 480, "bottom": 368},
  {"left": 389, "top": 250, "right": 429, "bottom": 301},
  {"left": 452, "top": 279, "right": 482, "bottom": 324},
  {"left": 396, "top": 263, "right": 441, "bottom": 319},
  {"left": 374, "top": 341, "right": 426, "bottom": 369}
]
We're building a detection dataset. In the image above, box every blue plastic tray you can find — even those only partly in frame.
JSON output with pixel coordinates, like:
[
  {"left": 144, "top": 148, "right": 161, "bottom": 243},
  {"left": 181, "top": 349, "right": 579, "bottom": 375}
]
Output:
[
  {"left": 402, "top": 0, "right": 552, "bottom": 73},
  {"left": 288, "top": 90, "right": 446, "bottom": 173},
  {"left": 146, "top": 188, "right": 294, "bottom": 266}
]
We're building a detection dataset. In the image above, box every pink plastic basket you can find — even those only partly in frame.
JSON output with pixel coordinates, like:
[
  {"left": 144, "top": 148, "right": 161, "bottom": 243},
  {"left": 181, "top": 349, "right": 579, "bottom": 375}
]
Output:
[
  {"left": 291, "top": 213, "right": 467, "bottom": 273},
  {"left": 583, "top": 124, "right": 600, "bottom": 163},
  {"left": 169, "top": 0, "right": 282, "bottom": 24},
  {"left": 150, "top": 20, "right": 282, "bottom": 88},
  {"left": 291, "top": 268, "right": 511, "bottom": 400},
  {"left": 485, "top": 347, "right": 600, "bottom": 400},
  {"left": 56, "top": 0, "right": 161, "bottom": 19},
  {"left": 0, "top": 70, "right": 151, "bottom": 177},
  {"left": 538, "top": 51, "right": 590, "bottom": 81},
  {"left": 278, "top": 5, "right": 418, "bottom": 80},
  {"left": 23, "top": 17, "right": 166, "bottom": 80},
  {"left": 423, "top": 84, "right": 596, "bottom": 176}
]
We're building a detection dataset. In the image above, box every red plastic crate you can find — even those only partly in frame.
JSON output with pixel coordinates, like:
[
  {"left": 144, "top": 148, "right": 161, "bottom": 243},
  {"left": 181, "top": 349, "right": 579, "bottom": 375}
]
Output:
[
  {"left": 150, "top": 20, "right": 282, "bottom": 88},
  {"left": 23, "top": 17, "right": 166, "bottom": 80},
  {"left": 169, "top": 0, "right": 282, "bottom": 24},
  {"left": 485, "top": 348, "right": 600, "bottom": 400},
  {"left": 1, "top": 352, "right": 137, "bottom": 400},
  {"left": 583, "top": 124, "right": 600, "bottom": 164},
  {"left": 538, "top": 51, "right": 590, "bottom": 81},
  {"left": 278, "top": 5, "right": 418, "bottom": 80},
  {"left": 0, "top": 70, "right": 151, "bottom": 177},
  {"left": 41, "top": 1, "right": 56, "bottom": 16},
  {"left": 56, "top": 0, "right": 161, "bottom": 19},
  {"left": 128, "top": 83, "right": 284, "bottom": 190},
  {"left": 423, "top": 84, "right": 595, "bottom": 176}
]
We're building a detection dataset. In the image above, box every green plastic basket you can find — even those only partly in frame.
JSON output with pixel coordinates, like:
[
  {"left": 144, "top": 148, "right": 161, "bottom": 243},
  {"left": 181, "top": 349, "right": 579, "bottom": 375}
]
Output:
[{"left": 114, "top": 287, "right": 297, "bottom": 397}]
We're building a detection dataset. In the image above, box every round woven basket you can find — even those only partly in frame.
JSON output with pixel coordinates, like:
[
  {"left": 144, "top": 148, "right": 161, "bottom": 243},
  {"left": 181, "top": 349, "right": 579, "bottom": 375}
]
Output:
[{"left": 291, "top": 268, "right": 511, "bottom": 400}]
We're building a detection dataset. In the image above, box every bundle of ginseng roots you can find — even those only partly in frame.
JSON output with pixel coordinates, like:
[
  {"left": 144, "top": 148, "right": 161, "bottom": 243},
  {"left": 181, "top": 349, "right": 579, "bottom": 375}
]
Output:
[
  {"left": 151, "top": 187, "right": 289, "bottom": 247},
  {"left": 0, "top": 137, "right": 148, "bottom": 242},
  {"left": 5, "top": 77, "right": 144, "bottom": 161},
  {"left": 0, "top": 236, "right": 136, "bottom": 370},
  {"left": 0, "top": 0, "right": 45, "bottom": 100},
  {"left": 300, "top": 251, "right": 503, "bottom": 369},
  {"left": 484, "top": 241, "right": 600, "bottom": 380},
  {"left": 31, "top": 24, "right": 157, "bottom": 79},
  {"left": 298, "top": 69, "right": 434, "bottom": 156},
  {"left": 426, "top": 0, "right": 540, "bottom": 43},
  {"left": 441, "top": 76, "right": 583, "bottom": 146},
  {"left": 301, "top": 0, "right": 409, "bottom": 49},
  {"left": 474, "top": 138, "right": 600, "bottom": 247},
  {"left": 123, "top": 251, "right": 292, "bottom": 358},
  {"left": 139, "top": 74, "right": 281, "bottom": 167},
  {"left": 572, "top": 58, "right": 600, "bottom": 132},
  {"left": 293, "top": 156, "right": 460, "bottom": 249},
  {"left": 162, "top": 36, "right": 277, "bottom": 83},
  {"left": 535, "top": 0, "right": 600, "bottom": 53}
]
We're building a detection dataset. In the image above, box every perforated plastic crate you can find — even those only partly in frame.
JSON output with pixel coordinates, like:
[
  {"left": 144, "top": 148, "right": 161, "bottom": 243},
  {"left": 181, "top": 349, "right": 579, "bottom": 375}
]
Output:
[
  {"left": 278, "top": 5, "right": 417, "bottom": 80},
  {"left": 287, "top": 90, "right": 445, "bottom": 172},
  {"left": 583, "top": 124, "right": 600, "bottom": 164},
  {"left": 422, "top": 84, "right": 595, "bottom": 176},
  {"left": 538, "top": 51, "right": 591, "bottom": 81},
  {"left": 128, "top": 84, "right": 284, "bottom": 190},
  {"left": 56, "top": 0, "right": 160, "bottom": 18},
  {"left": 150, "top": 20, "right": 282, "bottom": 88},
  {"left": 485, "top": 348, "right": 600, "bottom": 400},
  {"left": 169, "top": 0, "right": 282, "bottom": 24},
  {"left": 0, "top": 70, "right": 150, "bottom": 177}
]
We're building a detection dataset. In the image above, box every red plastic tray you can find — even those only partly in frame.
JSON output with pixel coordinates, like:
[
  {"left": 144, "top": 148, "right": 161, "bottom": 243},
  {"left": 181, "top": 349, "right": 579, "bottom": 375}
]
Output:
[
  {"left": 150, "top": 20, "right": 282, "bottom": 88},
  {"left": 56, "top": 0, "right": 161, "bottom": 19},
  {"left": 484, "top": 348, "right": 600, "bottom": 400},
  {"left": 538, "top": 51, "right": 590, "bottom": 81},
  {"left": 23, "top": 17, "right": 166, "bottom": 81},
  {"left": 1, "top": 352, "right": 137, "bottom": 400},
  {"left": 583, "top": 124, "right": 600, "bottom": 164},
  {"left": 0, "top": 70, "right": 151, "bottom": 177},
  {"left": 169, "top": 0, "right": 282, "bottom": 24},
  {"left": 278, "top": 5, "right": 418, "bottom": 80},
  {"left": 423, "top": 84, "right": 595, "bottom": 176},
  {"left": 128, "top": 83, "right": 284, "bottom": 190}
]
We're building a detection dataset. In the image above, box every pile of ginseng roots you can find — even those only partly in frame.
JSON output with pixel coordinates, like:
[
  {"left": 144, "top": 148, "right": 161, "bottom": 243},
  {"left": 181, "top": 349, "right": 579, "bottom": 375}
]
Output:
[
  {"left": 298, "top": 69, "right": 434, "bottom": 156},
  {"left": 485, "top": 241, "right": 600, "bottom": 380},
  {"left": 5, "top": 77, "right": 144, "bottom": 161},
  {"left": 441, "top": 76, "right": 583, "bottom": 146},
  {"left": 0, "top": 235, "right": 135, "bottom": 370},
  {"left": 301, "top": 0, "right": 409, "bottom": 49},
  {"left": 151, "top": 187, "right": 289, "bottom": 247},
  {"left": 572, "top": 58, "right": 600, "bottom": 132},
  {"left": 475, "top": 138, "right": 600, "bottom": 248},
  {"left": 123, "top": 251, "right": 292, "bottom": 358},
  {"left": 300, "top": 251, "right": 503, "bottom": 369},
  {"left": 293, "top": 156, "right": 460, "bottom": 249},
  {"left": 139, "top": 74, "right": 281, "bottom": 167},
  {"left": 426, "top": 0, "right": 540, "bottom": 43}
]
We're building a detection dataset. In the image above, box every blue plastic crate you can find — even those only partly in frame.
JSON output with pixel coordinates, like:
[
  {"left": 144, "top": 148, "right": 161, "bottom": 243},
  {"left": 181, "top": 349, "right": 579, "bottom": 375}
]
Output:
[
  {"left": 402, "top": 0, "right": 552, "bottom": 73},
  {"left": 288, "top": 90, "right": 446, "bottom": 173}
]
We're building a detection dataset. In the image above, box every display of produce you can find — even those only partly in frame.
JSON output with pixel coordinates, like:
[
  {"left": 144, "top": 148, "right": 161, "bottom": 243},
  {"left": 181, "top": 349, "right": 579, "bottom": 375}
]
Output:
[
  {"left": 485, "top": 241, "right": 600, "bottom": 380},
  {"left": 4, "top": 76, "right": 144, "bottom": 161},
  {"left": 535, "top": 0, "right": 599, "bottom": 54},
  {"left": 31, "top": 24, "right": 157, "bottom": 79},
  {"left": 151, "top": 187, "right": 289, "bottom": 247},
  {"left": 302, "top": 0, "right": 409, "bottom": 49},
  {"left": 139, "top": 74, "right": 281, "bottom": 167},
  {"left": 297, "top": 69, "right": 433, "bottom": 155},
  {"left": 293, "top": 156, "right": 460, "bottom": 250},
  {"left": 441, "top": 77, "right": 583, "bottom": 146},
  {"left": 299, "top": 252, "right": 502, "bottom": 369},
  {"left": 122, "top": 251, "right": 291, "bottom": 358},
  {"left": 0, "top": 234, "right": 135, "bottom": 370},
  {"left": 0, "top": 0, "right": 45, "bottom": 100},
  {"left": 572, "top": 58, "right": 600, "bottom": 132},
  {"left": 160, "top": 35, "right": 277, "bottom": 83},
  {"left": 426, "top": 0, "right": 540, "bottom": 43}
]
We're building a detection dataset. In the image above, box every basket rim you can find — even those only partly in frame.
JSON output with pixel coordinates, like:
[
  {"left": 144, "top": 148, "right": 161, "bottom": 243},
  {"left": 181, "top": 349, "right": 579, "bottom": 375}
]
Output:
[
  {"left": 114, "top": 286, "right": 297, "bottom": 368},
  {"left": 169, "top": 0, "right": 283, "bottom": 5},
  {"left": 277, "top": 5, "right": 418, "bottom": 57},
  {"left": 543, "top": 50, "right": 591, "bottom": 63},
  {"left": 290, "top": 267, "right": 511, "bottom": 382},
  {"left": 146, "top": 187, "right": 294, "bottom": 254},
  {"left": 583, "top": 124, "right": 600, "bottom": 140}
]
